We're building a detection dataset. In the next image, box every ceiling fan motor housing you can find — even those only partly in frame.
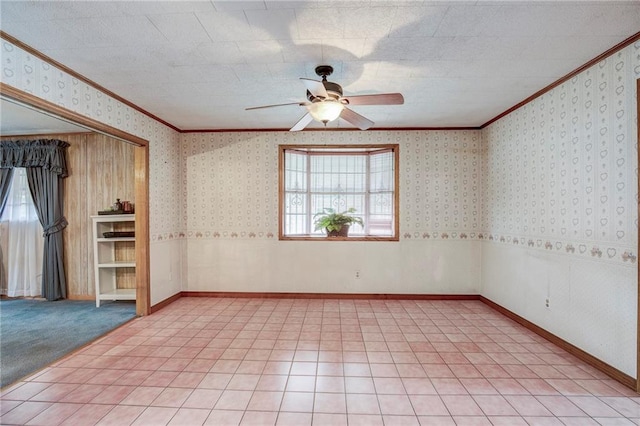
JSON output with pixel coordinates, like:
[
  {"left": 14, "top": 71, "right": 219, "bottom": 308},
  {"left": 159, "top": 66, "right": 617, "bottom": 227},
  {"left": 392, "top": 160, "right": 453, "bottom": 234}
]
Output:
[
  {"left": 311, "top": 65, "right": 343, "bottom": 100},
  {"left": 307, "top": 81, "right": 343, "bottom": 101},
  {"left": 323, "top": 81, "right": 343, "bottom": 98}
]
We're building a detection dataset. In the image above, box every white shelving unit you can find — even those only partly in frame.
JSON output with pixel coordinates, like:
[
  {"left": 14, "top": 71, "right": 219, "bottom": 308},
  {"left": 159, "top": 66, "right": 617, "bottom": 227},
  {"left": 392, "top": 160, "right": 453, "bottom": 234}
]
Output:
[{"left": 92, "top": 214, "right": 136, "bottom": 307}]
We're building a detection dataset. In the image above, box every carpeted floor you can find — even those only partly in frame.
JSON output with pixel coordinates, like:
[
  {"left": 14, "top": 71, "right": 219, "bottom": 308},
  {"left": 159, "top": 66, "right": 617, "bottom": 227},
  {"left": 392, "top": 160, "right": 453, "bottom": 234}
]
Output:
[{"left": 0, "top": 298, "right": 136, "bottom": 388}]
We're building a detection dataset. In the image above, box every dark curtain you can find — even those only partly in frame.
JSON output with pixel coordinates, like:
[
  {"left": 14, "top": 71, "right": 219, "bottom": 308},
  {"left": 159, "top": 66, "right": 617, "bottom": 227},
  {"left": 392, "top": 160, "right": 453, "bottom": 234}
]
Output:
[
  {"left": 26, "top": 168, "right": 68, "bottom": 300},
  {"left": 0, "top": 168, "right": 14, "bottom": 293},
  {"left": 0, "top": 139, "right": 69, "bottom": 301},
  {"left": 0, "top": 168, "right": 14, "bottom": 217}
]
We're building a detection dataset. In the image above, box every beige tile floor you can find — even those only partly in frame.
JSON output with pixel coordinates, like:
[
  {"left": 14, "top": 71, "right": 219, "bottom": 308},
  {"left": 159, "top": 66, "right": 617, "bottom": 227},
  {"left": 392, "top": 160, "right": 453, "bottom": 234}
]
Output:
[{"left": 1, "top": 297, "right": 639, "bottom": 425}]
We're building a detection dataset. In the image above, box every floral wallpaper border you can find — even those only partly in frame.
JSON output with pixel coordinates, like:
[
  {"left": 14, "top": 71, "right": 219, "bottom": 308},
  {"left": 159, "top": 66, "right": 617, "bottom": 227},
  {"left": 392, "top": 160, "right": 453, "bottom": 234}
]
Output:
[{"left": 153, "top": 229, "right": 636, "bottom": 265}]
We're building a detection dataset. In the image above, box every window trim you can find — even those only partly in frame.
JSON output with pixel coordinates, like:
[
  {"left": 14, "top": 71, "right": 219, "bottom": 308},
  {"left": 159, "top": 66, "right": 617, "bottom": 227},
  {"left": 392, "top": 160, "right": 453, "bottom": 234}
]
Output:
[{"left": 278, "top": 144, "right": 400, "bottom": 241}]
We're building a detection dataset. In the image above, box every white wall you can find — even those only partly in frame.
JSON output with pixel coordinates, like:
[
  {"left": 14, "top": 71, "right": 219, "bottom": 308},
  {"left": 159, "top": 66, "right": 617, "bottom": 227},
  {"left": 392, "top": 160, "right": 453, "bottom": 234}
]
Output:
[
  {"left": 481, "top": 42, "right": 639, "bottom": 376},
  {"left": 187, "top": 239, "right": 482, "bottom": 295},
  {"left": 181, "top": 130, "right": 484, "bottom": 295},
  {"left": 482, "top": 244, "right": 636, "bottom": 376},
  {"left": 0, "top": 38, "right": 184, "bottom": 306}
]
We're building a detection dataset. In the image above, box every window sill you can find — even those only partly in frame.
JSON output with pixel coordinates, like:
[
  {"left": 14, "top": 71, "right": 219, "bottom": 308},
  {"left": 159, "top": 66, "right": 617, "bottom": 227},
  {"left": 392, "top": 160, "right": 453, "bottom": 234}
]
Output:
[{"left": 279, "top": 235, "right": 399, "bottom": 242}]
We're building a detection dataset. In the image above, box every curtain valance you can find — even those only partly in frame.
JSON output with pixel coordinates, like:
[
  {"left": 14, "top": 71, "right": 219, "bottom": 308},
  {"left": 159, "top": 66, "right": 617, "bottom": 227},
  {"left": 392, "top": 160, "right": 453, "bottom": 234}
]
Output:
[{"left": 1, "top": 139, "right": 70, "bottom": 177}]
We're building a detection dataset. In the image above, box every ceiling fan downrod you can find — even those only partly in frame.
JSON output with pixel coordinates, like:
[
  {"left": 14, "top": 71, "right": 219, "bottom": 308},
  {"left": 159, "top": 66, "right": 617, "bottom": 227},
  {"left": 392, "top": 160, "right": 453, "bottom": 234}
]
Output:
[{"left": 315, "top": 65, "right": 333, "bottom": 80}]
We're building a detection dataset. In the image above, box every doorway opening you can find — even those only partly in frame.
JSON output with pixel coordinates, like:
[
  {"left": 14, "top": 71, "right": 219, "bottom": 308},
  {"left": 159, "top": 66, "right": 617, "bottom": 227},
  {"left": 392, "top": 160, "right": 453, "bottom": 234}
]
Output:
[{"left": 0, "top": 84, "right": 150, "bottom": 316}]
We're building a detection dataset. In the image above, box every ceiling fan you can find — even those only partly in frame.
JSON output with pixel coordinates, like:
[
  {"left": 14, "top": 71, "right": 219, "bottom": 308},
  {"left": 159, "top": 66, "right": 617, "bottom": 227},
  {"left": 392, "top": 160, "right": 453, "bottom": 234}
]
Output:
[{"left": 246, "top": 65, "right": 404, "bottom": 132}]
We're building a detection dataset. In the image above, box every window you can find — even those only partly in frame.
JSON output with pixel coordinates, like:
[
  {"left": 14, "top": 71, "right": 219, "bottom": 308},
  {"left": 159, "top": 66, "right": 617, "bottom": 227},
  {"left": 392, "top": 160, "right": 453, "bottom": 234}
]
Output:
[
  {"left": 279, "top": 144, "right": 399, "bottom": 241},
  {"left": 2, "top": 168, "right": 39, "bottom": 223},
  {"left": 1, "top": 168, "right": 43, "bottom": 297}
]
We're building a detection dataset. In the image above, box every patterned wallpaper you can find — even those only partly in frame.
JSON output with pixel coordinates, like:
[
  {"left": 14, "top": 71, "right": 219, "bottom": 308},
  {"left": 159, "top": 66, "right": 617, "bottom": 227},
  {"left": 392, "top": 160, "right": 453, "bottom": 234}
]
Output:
[
  {"left": 401, "top": 131, "right": 483, "bottom": 239},
  {"left": 483, "top": 41, "right": 639, "bottom": 266},
  {"left": 0, "top": 38, "right": 182, "bottom": 237},
  {"left": 180, "top": 130, "right": 483, "bottom": 241},
  {"left": 181, "top": 132, "right": 279, "bottom": 240},
  {"left": 3, "top": 33, "right": 638, "bottom": 266}
]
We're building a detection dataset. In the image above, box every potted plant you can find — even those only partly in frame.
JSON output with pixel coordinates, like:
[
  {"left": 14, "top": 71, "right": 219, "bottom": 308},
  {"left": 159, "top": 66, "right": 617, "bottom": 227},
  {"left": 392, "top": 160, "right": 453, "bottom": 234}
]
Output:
[{"left": 313, "top": 207, "right": 364, "bottom": 237}]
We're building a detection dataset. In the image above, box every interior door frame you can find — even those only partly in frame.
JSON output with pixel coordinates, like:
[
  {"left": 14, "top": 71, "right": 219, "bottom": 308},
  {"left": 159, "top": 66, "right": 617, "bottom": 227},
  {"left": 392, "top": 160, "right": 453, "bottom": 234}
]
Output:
[
  {"left": 0, "top": 82, "right": 150, "bottom": 316},
  {"left": 637, "top": 78, "right": 640, "bottom": 393}
]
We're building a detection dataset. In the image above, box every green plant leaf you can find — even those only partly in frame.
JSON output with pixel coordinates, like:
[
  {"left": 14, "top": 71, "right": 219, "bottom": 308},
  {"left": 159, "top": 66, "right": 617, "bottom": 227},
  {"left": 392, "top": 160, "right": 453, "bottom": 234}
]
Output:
[{"left": 313, "top": 207, "right": 364, "bottom": 233}]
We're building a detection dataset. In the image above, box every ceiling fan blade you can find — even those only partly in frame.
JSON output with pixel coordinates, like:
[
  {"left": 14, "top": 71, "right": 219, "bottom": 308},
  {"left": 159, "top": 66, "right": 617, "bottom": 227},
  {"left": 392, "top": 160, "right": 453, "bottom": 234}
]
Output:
[
  {"left": 343, "top": 93, "right": 404, "bottom": 106},
  {"left": 340, "top": 107, "right": 374, "bottom": 130},
  {"left": 246, "top": 102, "right": 307, "bottom": 110},
  {"left": 290, "top": 112, "right": 314, "bottom": 132},
  {"left": 300, "top": 78, "right": 329, "bottom": 99}
]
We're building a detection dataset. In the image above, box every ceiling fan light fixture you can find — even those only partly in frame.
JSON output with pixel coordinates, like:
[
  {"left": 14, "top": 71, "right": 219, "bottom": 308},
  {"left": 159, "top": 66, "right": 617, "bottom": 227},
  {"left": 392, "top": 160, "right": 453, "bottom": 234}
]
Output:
[
  {"left": 307, "top": 100, "right": 344, "bottom": 125},
  {"left": 246, "top": 64, "right": 403, "bottom": 131}
]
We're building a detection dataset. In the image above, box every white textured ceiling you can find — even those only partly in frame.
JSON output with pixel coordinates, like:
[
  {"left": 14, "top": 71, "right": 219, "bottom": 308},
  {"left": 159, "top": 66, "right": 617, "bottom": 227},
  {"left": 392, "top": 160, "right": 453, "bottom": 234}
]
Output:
[
  {"left": 0, "top": 99, "right": 88, "bottom": 136},
  {"left": 1, "top": 1, "right": 639, "bottom": 131}
]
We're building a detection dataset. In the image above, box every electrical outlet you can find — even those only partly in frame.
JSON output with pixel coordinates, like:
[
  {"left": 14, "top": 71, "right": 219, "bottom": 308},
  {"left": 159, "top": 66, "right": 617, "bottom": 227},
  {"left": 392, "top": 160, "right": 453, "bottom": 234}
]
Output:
[
  {"left": 355, "top": 270, "right": 361, "bottom": 279},
  {"left": 545, "top": 298, "right": 550, "bottom": 309}
]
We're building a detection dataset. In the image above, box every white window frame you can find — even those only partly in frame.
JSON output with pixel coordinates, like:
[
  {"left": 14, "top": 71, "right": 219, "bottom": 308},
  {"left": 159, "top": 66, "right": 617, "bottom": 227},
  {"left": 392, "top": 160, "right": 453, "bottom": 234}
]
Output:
[{"left": 279, "top": 144, "right": 399, "bottom": 241}]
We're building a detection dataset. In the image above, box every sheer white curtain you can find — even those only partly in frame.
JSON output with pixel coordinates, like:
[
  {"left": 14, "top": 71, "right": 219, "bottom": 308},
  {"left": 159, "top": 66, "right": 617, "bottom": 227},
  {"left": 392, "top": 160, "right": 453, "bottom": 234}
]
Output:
[{"left": 0, "top": 168, "right": 43, "bottom": 297}]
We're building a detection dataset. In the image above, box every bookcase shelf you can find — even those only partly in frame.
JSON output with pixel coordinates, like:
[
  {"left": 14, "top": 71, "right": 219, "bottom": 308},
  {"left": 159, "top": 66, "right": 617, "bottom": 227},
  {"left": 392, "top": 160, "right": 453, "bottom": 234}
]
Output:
[{"left": 92, "top": 214, "right": 136, "bottom": 307}]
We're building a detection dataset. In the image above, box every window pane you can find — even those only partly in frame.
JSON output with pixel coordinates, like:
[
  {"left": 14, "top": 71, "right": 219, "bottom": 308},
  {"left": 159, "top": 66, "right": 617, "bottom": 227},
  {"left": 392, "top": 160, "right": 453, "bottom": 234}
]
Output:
[
  {"left": 370, "top": 151, "right": 394, "bottom": 192},
  {"left": 309, "top": 155, "right": 366, "bottom": 193},
  {"left": 284, "top": 191, "right": 308, "bottom": 235},
  {"left": 285, "top": 171, "right": 306, "bottom": 191},
  {"left": 1, "top": 168, "right": 39, "bottom": 223},
  {"left": 285, "top": 151, "right": 307, "bottom": 191},
  {"left": 368, "top": 192, "right": 394, "bottom": 236}
]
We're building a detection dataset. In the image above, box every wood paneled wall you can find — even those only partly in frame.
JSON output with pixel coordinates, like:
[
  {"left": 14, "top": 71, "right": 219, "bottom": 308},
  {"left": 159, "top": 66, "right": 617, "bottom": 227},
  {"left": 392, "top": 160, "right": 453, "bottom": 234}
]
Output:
[
  {"left": 1, "top": 133, "right": 135, "bottom": 298},
  {"left": 67, "top": 133, "right": 136, "bottom": 297}
]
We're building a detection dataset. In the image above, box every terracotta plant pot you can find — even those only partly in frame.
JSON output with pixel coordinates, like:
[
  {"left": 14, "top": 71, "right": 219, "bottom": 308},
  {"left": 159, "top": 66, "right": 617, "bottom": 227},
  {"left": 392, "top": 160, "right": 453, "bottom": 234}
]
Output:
[{"left": 326, "top": 225, "right": 349, "bottom": 237}]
